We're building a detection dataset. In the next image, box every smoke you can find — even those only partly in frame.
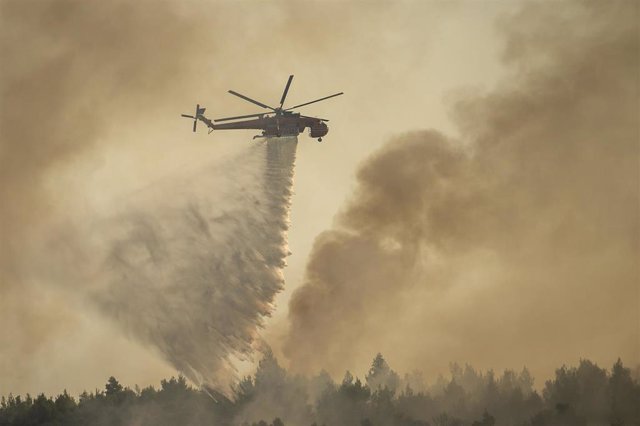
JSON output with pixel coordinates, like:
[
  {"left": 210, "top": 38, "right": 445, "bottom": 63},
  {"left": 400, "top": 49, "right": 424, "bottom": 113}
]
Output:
[
  {"left": 285, "top": 0, "right": 639, "bottom": 381},
  {"left": 1, "top": 0, "right": 395, "bottom": 395},
  {"left": 3, "top": 0, "right": 636, "bottom": 400},
  {"left": 0, "top": 0, "right": 210, "bottom": 393},
  {"left": 1, "top": 0, "right": 302, "bottom": 389},
  {"left": 0, "top": 0, "right": 203, "bottom": 251}
]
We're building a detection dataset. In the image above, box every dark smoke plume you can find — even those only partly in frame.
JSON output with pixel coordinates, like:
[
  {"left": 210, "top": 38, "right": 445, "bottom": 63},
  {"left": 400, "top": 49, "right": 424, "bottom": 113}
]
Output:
[{"left": 285, "top": 0, "right": 639, "bottom": 380}]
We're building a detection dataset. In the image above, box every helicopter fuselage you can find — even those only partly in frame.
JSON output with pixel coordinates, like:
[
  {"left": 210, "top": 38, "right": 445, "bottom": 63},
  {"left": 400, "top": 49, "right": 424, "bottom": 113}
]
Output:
[{"left": 203, "top": 112, "right": 328, "bottom": 141}]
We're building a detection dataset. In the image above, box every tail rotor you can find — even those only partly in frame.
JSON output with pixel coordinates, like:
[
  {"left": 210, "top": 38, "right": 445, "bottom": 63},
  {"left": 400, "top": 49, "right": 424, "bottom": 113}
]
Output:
[{"left": 181, "top": 104, "right": 207, "bottom": 132}]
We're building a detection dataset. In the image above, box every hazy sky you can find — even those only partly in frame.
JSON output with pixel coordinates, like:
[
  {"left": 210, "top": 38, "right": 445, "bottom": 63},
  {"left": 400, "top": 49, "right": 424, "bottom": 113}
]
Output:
[{"left": 1, "top": 0, "right": 637, "bottom": 397}]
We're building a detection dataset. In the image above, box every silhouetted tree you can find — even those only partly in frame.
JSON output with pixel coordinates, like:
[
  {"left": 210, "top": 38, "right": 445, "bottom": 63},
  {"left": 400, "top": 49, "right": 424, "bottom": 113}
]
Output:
[
  {"left": 609, "top": 358, "right": 640, "bottom": 425},
  {"left": 105, "top": 376, "right": 122, "bottom": 395},
  {"left": 366, "top": 353, "right": 400, "bottom": 394}
]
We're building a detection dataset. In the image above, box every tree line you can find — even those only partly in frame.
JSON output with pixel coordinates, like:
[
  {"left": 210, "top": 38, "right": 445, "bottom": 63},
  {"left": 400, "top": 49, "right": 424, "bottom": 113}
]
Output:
[{"left": 1, "top": 353, "right": 638, "bottom": 425}]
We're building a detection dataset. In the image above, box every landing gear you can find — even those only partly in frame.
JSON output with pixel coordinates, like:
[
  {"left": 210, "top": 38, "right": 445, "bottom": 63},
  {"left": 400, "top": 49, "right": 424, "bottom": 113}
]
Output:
[{"left": 317, "top": 137, "right": 323, "bottom": 142}]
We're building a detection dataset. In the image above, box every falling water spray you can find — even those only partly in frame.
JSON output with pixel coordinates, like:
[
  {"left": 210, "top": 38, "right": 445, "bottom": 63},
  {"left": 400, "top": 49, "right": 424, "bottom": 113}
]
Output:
[{"left": 85, "top": 137, "right": 298, "bottom": 394}]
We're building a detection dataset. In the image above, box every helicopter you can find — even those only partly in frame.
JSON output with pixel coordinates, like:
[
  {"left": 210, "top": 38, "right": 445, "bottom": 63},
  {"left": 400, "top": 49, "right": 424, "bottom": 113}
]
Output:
[{"left": 181, "top": 75, "right": 342, "bottom": 142}]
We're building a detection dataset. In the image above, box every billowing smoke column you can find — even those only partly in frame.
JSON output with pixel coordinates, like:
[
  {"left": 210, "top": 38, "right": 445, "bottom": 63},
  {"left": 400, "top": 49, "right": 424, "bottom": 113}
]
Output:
[
  {"left": 93, "top": 138, "right": 297, "bottom": 393},
  {"left": 284, "top": 0, "right": 639, "bottom": 380}
]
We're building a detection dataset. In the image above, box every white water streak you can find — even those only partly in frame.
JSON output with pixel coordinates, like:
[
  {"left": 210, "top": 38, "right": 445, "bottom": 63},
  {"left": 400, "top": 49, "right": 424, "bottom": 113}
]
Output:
[{"left": 93, "top": 137, "right": 298, "bottom": 393}]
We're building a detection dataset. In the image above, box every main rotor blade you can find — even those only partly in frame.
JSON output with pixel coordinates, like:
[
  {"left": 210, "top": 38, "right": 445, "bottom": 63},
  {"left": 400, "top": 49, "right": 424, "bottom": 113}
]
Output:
[
  {"left": 228, "top": 90, "right": 275, "bottom": 110},
  {"left": 286, "top": 92, "right": 343, "bottom": 110},
  {"left": 300, "top": 115, "right": 329, "bottom": 122},
  {"left": 193, "top": 119, "right": 197, "bottom": 132},
  {"left": 181, "top": 114, "right": 195, "bottom": 118},
  {"left": 279, "top": 75, "right": 294, "bottom": 108},
  {"left": 214, "top": 112, "right": 273, "bottom": 122}
]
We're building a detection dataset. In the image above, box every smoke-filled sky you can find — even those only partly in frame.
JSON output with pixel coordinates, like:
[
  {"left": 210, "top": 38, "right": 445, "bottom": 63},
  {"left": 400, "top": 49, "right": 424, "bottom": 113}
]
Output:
[
  {"left": 283, "top": 0, "right": 640, "bottom": 382},
  {"left": 1, "top": 0, "right": 638, "bottom": 397}
]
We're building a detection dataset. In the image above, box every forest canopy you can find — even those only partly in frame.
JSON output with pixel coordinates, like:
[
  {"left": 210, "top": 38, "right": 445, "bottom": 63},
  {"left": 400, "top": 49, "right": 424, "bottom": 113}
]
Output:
[{"left": 1, "top": 354, "right": 638, "bottom": 426}]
